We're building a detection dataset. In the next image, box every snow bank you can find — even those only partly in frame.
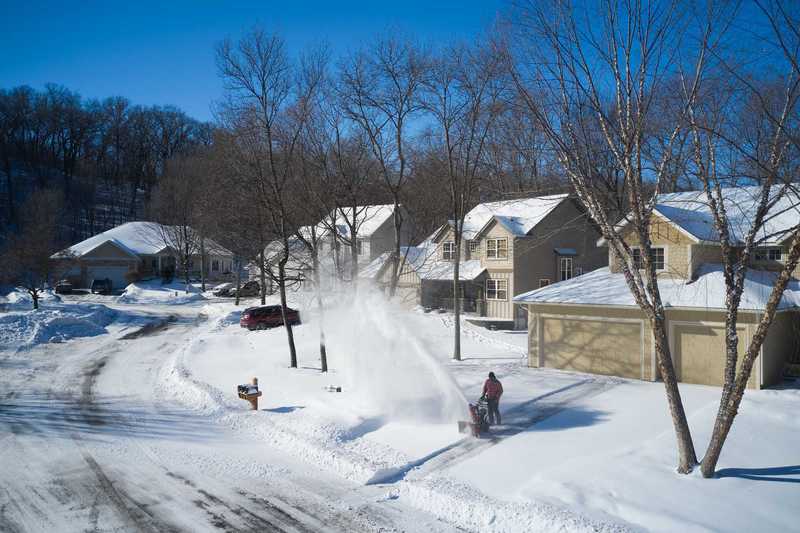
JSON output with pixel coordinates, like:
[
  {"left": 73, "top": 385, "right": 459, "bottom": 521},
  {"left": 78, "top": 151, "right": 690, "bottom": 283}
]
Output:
[
  {"left": 0, "top": 293, "right": 116, "bottom": 349},
  {"left": 118, "top": 281, "right": 205, "bottom": 305},
  {"left": 399, "top": 474, "right": 630, "bottom": 533}
]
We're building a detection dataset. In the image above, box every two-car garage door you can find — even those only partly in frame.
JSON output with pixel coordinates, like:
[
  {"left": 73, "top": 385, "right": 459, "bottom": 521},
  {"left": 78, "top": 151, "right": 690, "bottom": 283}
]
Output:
[
  {"left": 538, "top": 314, "right": 756, "bottom": 387},
  {"left": 87, "top": 266, "right": 131, "bottom": 291},
  {"left": 540, "top": 316, "right": 644, "bottom": 379}
]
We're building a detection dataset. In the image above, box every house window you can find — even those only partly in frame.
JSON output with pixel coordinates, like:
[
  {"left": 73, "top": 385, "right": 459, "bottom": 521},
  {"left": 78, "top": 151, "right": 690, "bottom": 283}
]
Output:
[
  {"left": 539, "top": 279, "right": 551, "bottom": 288},
  {"left": 559, "top": 257, "right": 574, "bottom": 281},
  {"left": 469, "top": 240, "right": 480, "bottom": 254},
  {"left": 486, "top": 238, "right": 508, "bottom": 259},
  {"left": 212, "top": 260, "right": 220, "bottom": 272},
  {"left": 755, "top": 247, "right": 782, "bottom": 261},
  {"left": 632, "top": 247, "right": 665, "bottom": 271},
  {"left": 486, "top": 278, "right": 508, "bottom": 300},
  {"left": 442, "top": 241, "right": 455, "bottom": 261},
  {"left": 356, "top": 240, "right": 364, "bottom": 255}
]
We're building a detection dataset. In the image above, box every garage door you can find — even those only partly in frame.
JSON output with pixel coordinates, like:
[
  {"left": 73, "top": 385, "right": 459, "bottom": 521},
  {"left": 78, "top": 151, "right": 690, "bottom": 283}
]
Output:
[
  {"left": 673, "top": 324, "right": 747, "bottom": 387},
  {"left": 542, "top": 317, "right": 643, "bottom": 379},
  {"left": 87, "top": 266, "right": 131, "bottom": 291}
]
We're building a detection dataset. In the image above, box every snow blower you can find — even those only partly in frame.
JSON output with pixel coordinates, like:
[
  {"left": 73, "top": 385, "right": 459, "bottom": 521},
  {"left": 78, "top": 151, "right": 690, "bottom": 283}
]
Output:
[{"left": 458, "top": 397, "right": 490, "bottom": 437}]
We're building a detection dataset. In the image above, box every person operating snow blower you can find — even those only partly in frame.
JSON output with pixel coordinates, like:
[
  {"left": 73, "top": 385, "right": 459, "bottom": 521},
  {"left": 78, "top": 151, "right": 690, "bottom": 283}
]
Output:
[{"left": 482, "top": 372, "right": 504, "bottom": 425}]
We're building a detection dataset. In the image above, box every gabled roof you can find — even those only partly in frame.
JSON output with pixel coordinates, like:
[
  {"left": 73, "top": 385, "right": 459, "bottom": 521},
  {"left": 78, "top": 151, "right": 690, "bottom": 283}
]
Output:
[
  {"left": 513, "top": 265, "right": 800, "bottom": 311},
  {"left": 318, "top": 204, "right": 396, "bottom": 240},
  {"left": 599, "top": 186, "right": 800, "bottom": 246},
  {"left": 55, "top": 221, "right": 233, "bottom": 259},
  {"left": 457, "top": 194, "right": 570, "bottom": 241}
]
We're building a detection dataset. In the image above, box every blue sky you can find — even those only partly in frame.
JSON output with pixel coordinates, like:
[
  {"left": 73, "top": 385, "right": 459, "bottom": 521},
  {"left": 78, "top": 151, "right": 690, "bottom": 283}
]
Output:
[{"left": 0, "top": 1, "right": 504, "bottom": 122}]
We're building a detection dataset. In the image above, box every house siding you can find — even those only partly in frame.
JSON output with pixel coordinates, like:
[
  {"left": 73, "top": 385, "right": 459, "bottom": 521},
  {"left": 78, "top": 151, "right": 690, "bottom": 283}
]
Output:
[{"left": 610, "top": 214, "right": 694, "bottom": 279}]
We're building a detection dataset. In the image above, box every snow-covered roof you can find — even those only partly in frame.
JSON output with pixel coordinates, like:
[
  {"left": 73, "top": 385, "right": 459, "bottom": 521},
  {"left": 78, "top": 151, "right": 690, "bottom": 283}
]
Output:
[
  {"left": 604, "top": 186, "right": 800, "bottom": 246},
  {"left": 57, "top": 221, "right": 233, "bottom": 259},
  {"left": 513, "top": 266, "right": 800, "bottom": 311},
  {"left": 460, "top": 194, "right": 569, "bottom": 240},
  {"left": 418, "top": 260, "right": 486, "bottom": 281},
  {"left": 358, "top": 245, "right": 437, "bottom": 280},
  {"left": 319, "top": 204, "right": 396, "bottom": 240}
]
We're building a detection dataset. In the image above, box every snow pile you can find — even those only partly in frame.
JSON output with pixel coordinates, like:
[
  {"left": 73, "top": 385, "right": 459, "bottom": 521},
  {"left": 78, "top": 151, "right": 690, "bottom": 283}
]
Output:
[
  {"left": 399, "top": 474, "right": 630, "bottom": 533},
  {"left": 118, "top": 280, "right": 205, "bottom": 305},
  {"left": 160, "top": 293, "right": 470, "bottom": 484},
  {"left": 0, "top": 297, "right": 116, "bottom": 350}
]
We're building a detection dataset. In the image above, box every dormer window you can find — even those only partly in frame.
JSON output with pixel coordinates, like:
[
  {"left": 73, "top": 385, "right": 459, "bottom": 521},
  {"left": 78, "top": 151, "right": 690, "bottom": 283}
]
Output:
[
  {"left": 442, "top": 241, "right": 455, "bottom": 261},
  {"left": 632, "top": 247, "right": 665, "bottom": 271},
  {"left": 755, "top": 248, "right": 782, "bottom": 261},
  {"left": 469, "top": 240, "right": 480, "bottom": 254},
  {"left": 486, "top": 238, "right": 508, "bottom": 259}
]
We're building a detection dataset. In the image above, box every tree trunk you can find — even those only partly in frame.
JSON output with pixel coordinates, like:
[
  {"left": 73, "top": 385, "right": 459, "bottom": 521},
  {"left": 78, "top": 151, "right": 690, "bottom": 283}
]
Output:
[
  {"left": 31, "top": 290, "right": 39, "bottom": 311},
  {"left": 388, "top": 199, "right": 402, "bottom": 297},
  {"left": 313, "top": 249, "right": 328, "bottom": 372},
  {"left": 259, "top": 249, "right": 267, "bottom": 305},
  {"left": 652, "top": 316, "right": 698, "bottom": 473},
  {"left": 235, "top": 258, "right": 242, "bottom": 306},
  {"left": 200, "top": 237, "right": 206, "bottom": 292},
  {"left": 278, "top": 260, "right": 298, "bottom": 368},
  {"left": 350, "top": 238, "right": 359, "bottom": 289},
  {"left": 453, "top": 233, "right": 462, "bottom": 361}
]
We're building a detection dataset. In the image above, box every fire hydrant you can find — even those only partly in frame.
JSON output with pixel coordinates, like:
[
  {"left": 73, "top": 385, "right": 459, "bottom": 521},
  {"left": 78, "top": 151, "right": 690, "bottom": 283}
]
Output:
[{"left": 237, "top": 376, "right": 262, "bottom": 410}]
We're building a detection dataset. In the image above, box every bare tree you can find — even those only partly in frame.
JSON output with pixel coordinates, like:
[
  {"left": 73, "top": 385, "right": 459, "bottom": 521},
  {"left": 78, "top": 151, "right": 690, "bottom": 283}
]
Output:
[
  {"left": 0, "top": 189, "right": 72, "bottom": 309},
  {"left": 508, "top": 0, "right": 717, "bottom": 473},
  {"left": 339, "top": 35, "right": 426, "bottom": 296},
  {"left": 216, "top": 26, "right": 324, "bottom": 368},
  {"left": 683, "top": 0, "right": 800, "bottom": 477},
  {"left": 421, "top": 40, "right": 505, "bottom": 360},
  {"left": 150, "top": 154, "right": 205, "bottom": 292}
]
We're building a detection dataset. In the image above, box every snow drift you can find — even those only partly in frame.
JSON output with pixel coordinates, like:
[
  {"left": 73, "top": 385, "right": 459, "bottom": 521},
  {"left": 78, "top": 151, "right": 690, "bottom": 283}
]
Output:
[
  {"left": 0, "top": 291, "right": 116, "bottom": 349},
  {"left": 118, "top": 280, "right": 205, "bottom": 305}
]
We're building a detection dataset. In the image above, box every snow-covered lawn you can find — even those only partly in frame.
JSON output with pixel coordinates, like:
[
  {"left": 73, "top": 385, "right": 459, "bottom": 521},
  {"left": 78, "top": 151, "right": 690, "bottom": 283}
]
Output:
[
  {"left": 162, "top": 290, "right": 800, "bottom": 532},
  {"left": 0, "top": 289, "right": 116, "bottom": 350},
  {"left": 2, "top": 286, "right": 797, "bottom": 532}
]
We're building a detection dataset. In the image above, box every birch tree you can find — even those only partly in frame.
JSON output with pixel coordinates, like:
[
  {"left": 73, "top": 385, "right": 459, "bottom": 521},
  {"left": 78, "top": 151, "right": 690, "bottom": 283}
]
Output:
[
  {"left": 683, "top": 0, "right": 800, "bottom": 477},
  {"left": 508, "top": 0, "right": 716, "bottom": 473}
]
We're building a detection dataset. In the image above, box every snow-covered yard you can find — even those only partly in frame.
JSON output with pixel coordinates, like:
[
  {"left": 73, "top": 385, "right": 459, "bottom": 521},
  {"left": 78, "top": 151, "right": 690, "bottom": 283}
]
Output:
[{"left": 1, "top": 285, "right": 797, "bottom": 532}]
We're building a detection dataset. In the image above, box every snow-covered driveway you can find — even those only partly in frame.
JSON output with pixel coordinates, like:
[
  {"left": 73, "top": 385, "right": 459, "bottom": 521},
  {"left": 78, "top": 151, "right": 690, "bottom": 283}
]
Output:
[{"left": 0, "top": 300, "right": 456, "bottom": 532}]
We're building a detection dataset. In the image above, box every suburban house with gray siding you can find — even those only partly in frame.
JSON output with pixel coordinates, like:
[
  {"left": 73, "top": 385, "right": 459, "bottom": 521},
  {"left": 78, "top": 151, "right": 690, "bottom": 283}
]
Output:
[
  {"left": 364, "top": 194, "right": 606, "bottom": 328},
  {"left": 515, "top": 186, "right": 800, "bottom": 389}
]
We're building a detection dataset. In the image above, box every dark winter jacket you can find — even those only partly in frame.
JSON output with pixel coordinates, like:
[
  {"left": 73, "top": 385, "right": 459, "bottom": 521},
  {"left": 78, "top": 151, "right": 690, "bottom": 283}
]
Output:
[{"left": 482, "top": 378, "right": 503, "bottom": 400}]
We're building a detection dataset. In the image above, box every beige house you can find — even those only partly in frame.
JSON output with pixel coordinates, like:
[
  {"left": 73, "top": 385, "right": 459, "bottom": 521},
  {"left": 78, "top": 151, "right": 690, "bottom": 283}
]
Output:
[
  {"left": 363, "top": 194, "right": 606, "bottom": 328},
  {"left": 515, "top": 187, "right": 800, "bottom": 389},
  {"left": 54, "top": 221, "right": 234, "bottom": 290}
]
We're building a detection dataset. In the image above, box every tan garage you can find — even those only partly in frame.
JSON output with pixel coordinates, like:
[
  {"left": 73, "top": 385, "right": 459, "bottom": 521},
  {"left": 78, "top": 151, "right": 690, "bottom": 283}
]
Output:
[
  {"left": 671, "top": 322, "right": 756, "bottom": 388},
  {"left": 538, "top": 315, "right": 646, "bottom": 380}
]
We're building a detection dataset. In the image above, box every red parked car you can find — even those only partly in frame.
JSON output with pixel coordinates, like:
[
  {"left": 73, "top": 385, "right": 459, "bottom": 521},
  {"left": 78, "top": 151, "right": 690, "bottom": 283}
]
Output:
[{"left": 240, "top": 305, "right": 300, "bottom": 330}]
